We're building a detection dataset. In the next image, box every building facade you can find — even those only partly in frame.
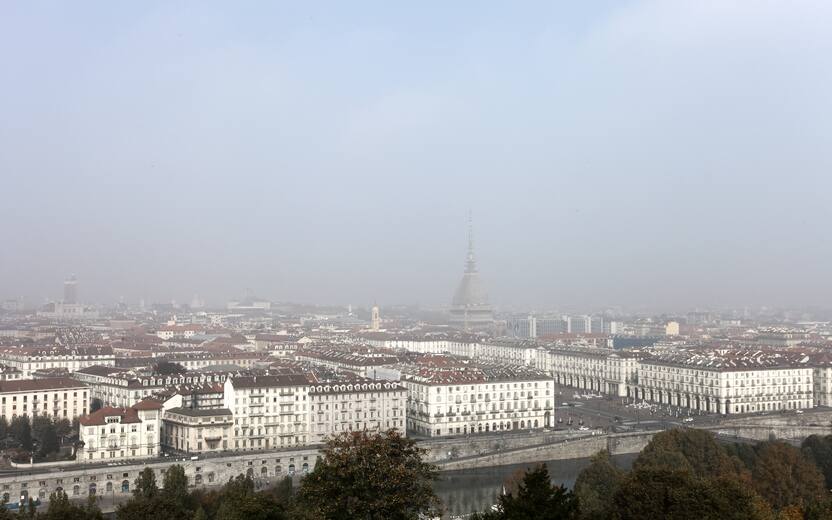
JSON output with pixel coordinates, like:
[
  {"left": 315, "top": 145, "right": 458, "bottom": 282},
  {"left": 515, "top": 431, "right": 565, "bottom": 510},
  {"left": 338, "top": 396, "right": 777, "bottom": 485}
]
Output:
[
  {"left": 161, "top": 408, "right": 233, "bottom": 454},
  {"left": 308, "top": 380, "right": 406, "bottom": 444},
  {"left": 77, "top": 400, "right": 162, "bottom": 461},
  {"left": 0, "top": 378, "right": 89, "bottom": 421}
]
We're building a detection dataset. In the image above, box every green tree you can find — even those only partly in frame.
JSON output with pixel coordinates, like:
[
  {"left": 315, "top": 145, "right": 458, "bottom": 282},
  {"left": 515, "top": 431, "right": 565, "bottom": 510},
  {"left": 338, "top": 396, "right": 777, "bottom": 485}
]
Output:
[
  {"left": 574, "top": 450, "right": 624, "bottom": 520},
  {"left": 634, "top": 429, "right": 747, "bottom": 482},
  {"left": 54, "top": 418, "right": 73, "bottom": 440},
  {"left": 215, "top": 475, "right": 286, "bottom": 520},
  {"left": 750, "top": 441, "right": 825, "bottom": 512},
  {"left": 296, "top": 429, "right": 440, "bottom": 520},
  {"left": 117, "top": 467, "right": 166, "bottom": 520},
  {"left": 39, "top": 490, "right": 103, "bottom": 520},
  {"left": 161, "top": 464, "right": 192, "bottom": 514},
  {"left": 38, "top": 422, "right": 59, "bottom": 457},
  {"left": 9, "top": 417, "right": 32, "bottom": 451},
  {"left": 478, "top": 464, "right": 579, "bottom": 520},
  {"left": 612, "top": 467, "right": 771, "bottom": 520},
  {"left": 801, "top": 435, "right": 832, "bottom": 488}
]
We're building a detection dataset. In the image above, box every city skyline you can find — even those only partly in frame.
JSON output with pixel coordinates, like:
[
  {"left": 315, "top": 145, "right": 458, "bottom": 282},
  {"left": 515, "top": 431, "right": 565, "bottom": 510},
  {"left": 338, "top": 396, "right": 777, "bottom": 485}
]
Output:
[{"left": 4, "top": 1, "right": 832, "bottom": 309}]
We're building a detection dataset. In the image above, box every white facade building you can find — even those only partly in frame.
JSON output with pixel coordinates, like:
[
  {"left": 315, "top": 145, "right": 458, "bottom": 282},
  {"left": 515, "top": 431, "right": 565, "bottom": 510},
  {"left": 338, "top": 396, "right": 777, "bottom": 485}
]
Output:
[
  {"left": 0, "top": 346, "right": 115, "bottom": 378},
  {"left": 223, "top": 375, "right": 310, "bottom": 450},
  {"left": 77, "top": 399, "right": 162, "bottom": 461},
  {"left": 403, "top": 366, "right": 554, "bottom": 437},
  {"left": 308, "top": 380, "right": 406, "bottom": 444},
  {"left": 0, "top": 378, "right": 90, "bottom": 421},
  {"left": 632, "top": 354, "right": 813, "bottom": 415}
]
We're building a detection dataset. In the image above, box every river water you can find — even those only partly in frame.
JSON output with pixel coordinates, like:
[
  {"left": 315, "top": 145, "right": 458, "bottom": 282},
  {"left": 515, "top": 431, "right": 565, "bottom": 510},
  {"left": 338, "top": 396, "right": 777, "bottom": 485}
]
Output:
[{"left": 434, "top": 453, "right": 637, "bottom": 518}]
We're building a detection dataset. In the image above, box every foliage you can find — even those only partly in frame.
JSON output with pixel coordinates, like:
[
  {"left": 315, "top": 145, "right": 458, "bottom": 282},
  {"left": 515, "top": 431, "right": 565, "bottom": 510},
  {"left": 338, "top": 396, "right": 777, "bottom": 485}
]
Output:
[
  {"left": 611, "top": 467, "right": 771, "bottom": 520},
  {"left": 37, "top": 422, "right": 59, "bottom": 457},
  {"left": 474, "top": 464, "right": 579, "bottom": 520},
  {"left": 801, "top": 434, "right": 832, "bottom": 488},
  {"left": 9, "top": 417, "right": 32, "bottom": 452},
  {"left": 574, "top": 450, "right": 624, "bottom": 520},
  {"left": 214, "top": 475, "right": 287, "bottom": 520},
  {"left": 296, "top": 429, "right": 440, "bottom": 520},
  {"left": 749, "top": 441, "right": 825, "bottom": 512},
  {"left": 39, "top": 490, "right": 103, "bottom": 520},
  {"left": 634, "top": 429, "right": 748, "bottom": 482},
  {"left": 154, "top": 361, "right": 186, "bottom": 375}
]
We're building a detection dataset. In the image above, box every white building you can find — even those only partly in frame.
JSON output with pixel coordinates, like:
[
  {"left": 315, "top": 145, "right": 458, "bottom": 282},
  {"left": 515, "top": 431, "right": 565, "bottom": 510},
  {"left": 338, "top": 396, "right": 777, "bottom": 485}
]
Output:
[
  {"left": 0, "top": 378, "right": 90, "bottom": 421},
  {"left": 538, "top": 346, "right": 640, "bottom": 398},
  {"left": 223, "top": 374, "right": 310, "bottom": 450},
  {"left": 74, "top": 366, "right": 231, "bottom": 408},
  {"left": 0, "top": 346, "right": 115, "bottom": 378},
  {"left": 161, "top": 407, "right": 233, "bottom": 454},
  {"left": 77, "top": 399, "right": 162, "bottom": 461},
  {"left": 632, "top": 352, "right": 813, "bottom": 415},
  {"left": 402, "top": 365, "right": 554, "bottom": 437},
  {"left": 308, "top": 379, "right": 406, "bottom": 444}
]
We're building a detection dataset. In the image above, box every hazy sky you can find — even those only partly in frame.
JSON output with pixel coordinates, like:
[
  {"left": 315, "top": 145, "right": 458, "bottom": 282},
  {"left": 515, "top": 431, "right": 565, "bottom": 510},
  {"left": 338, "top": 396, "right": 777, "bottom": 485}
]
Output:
[{"left": 2, "top": 1, "right": 832, "bottom": 311}]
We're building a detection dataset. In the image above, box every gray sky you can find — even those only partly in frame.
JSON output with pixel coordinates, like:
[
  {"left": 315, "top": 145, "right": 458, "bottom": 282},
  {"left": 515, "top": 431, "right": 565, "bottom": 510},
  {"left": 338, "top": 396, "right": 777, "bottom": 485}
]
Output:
[{"left": 2, "top": 1, "right": 832, "bottom": 311}]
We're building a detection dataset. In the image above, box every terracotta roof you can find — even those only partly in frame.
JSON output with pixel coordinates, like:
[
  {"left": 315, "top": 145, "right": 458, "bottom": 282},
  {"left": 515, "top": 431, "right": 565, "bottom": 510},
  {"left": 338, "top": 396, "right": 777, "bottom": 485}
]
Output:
[
  {"left": 79, "top": 406, "right": 141, "bottom": 426},
  {"left": 131, "top": 398, "right": 163, "bottom": 410}
]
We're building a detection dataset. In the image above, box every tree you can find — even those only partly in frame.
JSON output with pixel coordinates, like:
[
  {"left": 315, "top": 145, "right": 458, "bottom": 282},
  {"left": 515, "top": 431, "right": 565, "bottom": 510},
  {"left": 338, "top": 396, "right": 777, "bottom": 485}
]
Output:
[
  {"left": 296, "top": 429, "right": 440, "bottom": 520},
  {"left": 9, "top": 417, "right": 32, "bottom": 452},
  {"left": 117, "top": 467, "right": 164, "bottom": 520},
  {"left": 476, "top": 464, "right": 579, "bottom": 520},
  {"left": 215, "top": 474, "right": 286, "bottom": 520},
  {"left": 801, "top": 435, "right": 832, "bottom": 488},
  {"left": 134, "top": 467, "right": 159, "bottom": 499},
  {"left": 38, "top": 421, "right": 59, "bottom": 457},
  {"left": 750, "top": 441, "right": 825, "bottom": 512},
  {"left": 574, "top": 450, "right": 624, "bottom": 520},
  {"left": 154, "top": 362, "right": 186, "bottom": 375},
  {"left": 634, "top": 429, "right": 748, "bottom": 482},
  {"left": 612, "top": 467, "right": 771, "bottom": 520},
  {"left": 90, "top": 399, "right": 103, "bottom": 414},
  {"left": 40, "top": 490, "right": 103, "bottom": 520},
  {"left": 54, "top": 418, "right": 73, "bottom": 440},
  {"left": 160, "top": 465, "right": 193, "bottom": 518}
]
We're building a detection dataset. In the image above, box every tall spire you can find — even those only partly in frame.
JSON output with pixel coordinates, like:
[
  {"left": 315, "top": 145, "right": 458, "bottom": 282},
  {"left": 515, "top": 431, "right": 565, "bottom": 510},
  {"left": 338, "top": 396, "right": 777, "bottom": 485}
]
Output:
[{"left": 465, "top": 210, "right": 477, "bottom": 273}]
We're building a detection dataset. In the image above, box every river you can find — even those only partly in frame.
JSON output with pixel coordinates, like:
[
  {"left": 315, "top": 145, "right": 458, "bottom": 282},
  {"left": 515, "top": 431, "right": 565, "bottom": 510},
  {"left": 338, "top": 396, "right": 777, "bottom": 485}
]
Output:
[{"left": 433, "top": 453, "right": 638, "bottom": 518}]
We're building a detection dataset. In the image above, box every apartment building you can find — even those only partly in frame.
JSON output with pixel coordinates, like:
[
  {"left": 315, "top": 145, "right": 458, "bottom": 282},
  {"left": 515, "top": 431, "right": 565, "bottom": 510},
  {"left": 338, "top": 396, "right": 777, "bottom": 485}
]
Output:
[
  {"left": 77, "top": 399, "right": 163, "bottom": 461},
  {"left": 161, "top": 407, "right": 233, "bottom": 453},
  {"left": 74, "top": 366, "right": 231, "bottom": 408},
  {"left": 402, "top": 364, "right": 554, "bottom": 437},
  {"left": 0, "top": 346, "right": 115, "bottom": 378},
  {"left": 633, "top": 351, "right": 814, "bottom": 414},
  {"left": 308, "top": 379, "right": 406, "bottom": 444},
  {"left": 223, "top": 374, "right": 310, "bottom": 450},
  {"left": 0, "top": 378, "right": 89, "bottom": 420}
]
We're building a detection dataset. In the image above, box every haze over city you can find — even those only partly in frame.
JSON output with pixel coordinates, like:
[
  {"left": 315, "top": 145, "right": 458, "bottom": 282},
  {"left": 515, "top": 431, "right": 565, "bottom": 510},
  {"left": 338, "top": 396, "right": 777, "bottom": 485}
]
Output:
[{"left": 3, "top": 1, "right": 832, "bottom": 311}]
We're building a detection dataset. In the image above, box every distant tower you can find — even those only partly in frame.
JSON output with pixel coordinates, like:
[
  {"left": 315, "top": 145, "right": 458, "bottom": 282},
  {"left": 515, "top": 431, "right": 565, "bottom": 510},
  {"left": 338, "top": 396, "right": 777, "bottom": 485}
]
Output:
[
  {"left": 371, "top": 305, "right": 381, "bottom": 331},
  {"left": 63, "top": 275, "right": 78, "bottom": 304},
  {"left": 448, "top": 213, "right": 494, "bottom": 332}
]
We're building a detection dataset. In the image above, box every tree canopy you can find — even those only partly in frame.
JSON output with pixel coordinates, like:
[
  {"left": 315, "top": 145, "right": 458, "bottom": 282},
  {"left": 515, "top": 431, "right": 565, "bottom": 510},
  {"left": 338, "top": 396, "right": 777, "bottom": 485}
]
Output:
[{"left": 295, "top": 429, "right": 440, "bottom": 520}]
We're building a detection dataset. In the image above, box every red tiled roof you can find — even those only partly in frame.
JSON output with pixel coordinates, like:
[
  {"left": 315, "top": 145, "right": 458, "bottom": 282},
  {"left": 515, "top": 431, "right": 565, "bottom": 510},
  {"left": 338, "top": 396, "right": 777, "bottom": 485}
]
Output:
[
  {"left": 79, "top": 406, "right": 141, "bottom": 426},
  {"left": 131, "top": 398, "right": 163, "bottom": 410}
]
